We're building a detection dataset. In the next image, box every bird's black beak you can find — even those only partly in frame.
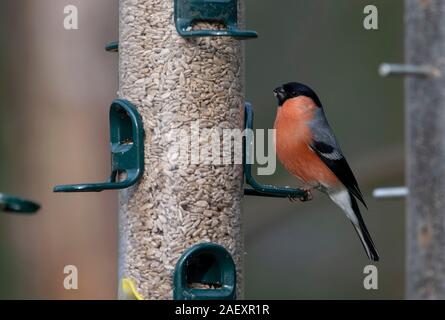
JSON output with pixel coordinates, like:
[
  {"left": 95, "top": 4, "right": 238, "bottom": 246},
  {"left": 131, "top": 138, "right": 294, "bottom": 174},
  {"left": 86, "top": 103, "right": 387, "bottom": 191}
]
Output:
[{"left": 273, "top": 86, "right": 286, "bottom": 106}]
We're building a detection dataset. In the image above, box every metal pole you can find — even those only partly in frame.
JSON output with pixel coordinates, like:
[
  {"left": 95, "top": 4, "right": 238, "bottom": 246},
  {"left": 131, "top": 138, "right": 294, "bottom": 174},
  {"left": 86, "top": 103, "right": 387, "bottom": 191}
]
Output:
[
  {"left": 118, "top": 0, "right": 245, "bottom": 299},
  {"left": 406, "top": 0, "right": 445, "bottom": 299}
]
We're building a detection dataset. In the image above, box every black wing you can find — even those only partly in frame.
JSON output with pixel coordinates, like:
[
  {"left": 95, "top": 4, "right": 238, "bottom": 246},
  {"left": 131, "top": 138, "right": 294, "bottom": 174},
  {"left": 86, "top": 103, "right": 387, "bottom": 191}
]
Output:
[{"left": 311, "top": 140, "right": 367, "bottom": 208}]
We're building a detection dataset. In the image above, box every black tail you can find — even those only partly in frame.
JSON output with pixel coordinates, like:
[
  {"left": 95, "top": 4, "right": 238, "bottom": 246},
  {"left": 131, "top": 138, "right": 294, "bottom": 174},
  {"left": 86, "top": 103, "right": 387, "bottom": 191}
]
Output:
[{"left": 349, "top": 192, "right": 379, "bottom": 261}]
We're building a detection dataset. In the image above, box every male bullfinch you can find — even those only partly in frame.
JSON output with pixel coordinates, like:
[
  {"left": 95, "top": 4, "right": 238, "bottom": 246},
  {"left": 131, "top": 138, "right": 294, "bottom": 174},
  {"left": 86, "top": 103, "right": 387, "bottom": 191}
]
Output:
[{"left": 273, "top": 82, "right": 379, "bottom": 261}]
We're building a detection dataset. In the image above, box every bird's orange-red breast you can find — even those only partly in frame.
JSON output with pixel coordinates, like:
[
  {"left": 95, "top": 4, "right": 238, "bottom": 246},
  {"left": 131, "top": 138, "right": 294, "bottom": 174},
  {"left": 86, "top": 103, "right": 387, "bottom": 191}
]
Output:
[{"left": 274, "top": 96, "right": 339, "bottom": 188}]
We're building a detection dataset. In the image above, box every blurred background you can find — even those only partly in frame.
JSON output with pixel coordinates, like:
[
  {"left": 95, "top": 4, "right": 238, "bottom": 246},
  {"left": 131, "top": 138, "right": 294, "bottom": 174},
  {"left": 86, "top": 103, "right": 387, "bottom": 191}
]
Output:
[{"left": 0, "top": 0, "right": 404, "bottom": 299}]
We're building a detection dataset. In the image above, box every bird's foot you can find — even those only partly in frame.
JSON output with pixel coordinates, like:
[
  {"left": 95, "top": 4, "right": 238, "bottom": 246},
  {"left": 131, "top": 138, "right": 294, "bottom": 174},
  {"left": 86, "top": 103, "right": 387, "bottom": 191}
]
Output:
[
  {"left": 288, "top": 187, "right": 313, "bottom": 202},
  {"left": 299, "top": 189, "right": 313, "bottom": 202}
]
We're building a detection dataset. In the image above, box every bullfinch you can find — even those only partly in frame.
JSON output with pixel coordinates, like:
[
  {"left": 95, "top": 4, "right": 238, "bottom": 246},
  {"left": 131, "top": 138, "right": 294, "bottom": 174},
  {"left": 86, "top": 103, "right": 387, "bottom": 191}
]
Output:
[{"left": 273, "top": 82, "right": 379, "bottom": 261}]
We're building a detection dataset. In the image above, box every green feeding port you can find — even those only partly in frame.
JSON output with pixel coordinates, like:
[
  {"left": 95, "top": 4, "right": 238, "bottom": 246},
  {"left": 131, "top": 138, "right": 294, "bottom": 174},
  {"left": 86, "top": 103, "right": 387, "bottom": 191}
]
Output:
[
  {"left": 243, "top": 102, "right": 310, "bottom": 200},
  {"left": 174, "top": 243, "right": 236, "bottom": 300},
  {"left": 105, "top": 41, "right": 118, "bottom": 53},
  {"left": 174, "top": 0, "right": 257, "bottom": 39},
  {"left": 53, "top": 99, "right": 144, "bottom": 192},
  {"left": 186, "top": 252, "right": 223, "bottom": 289},
  {"left": 0, "top": 194, "right": 40, "bottom": 214},
  {"left": 106, "top": 0, "right": 259, "bottom": 51}
]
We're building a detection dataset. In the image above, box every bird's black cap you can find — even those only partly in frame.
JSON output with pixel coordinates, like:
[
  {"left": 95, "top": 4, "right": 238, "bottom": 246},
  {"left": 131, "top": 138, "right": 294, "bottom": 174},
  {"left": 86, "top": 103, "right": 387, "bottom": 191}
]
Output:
[{"left": 273, "top": 82, "right": 322, "bottom": 107}]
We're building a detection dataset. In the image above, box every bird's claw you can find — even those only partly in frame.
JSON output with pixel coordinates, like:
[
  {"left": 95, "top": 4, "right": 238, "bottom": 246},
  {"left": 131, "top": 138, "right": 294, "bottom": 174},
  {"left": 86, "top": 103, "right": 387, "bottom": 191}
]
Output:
[
  {"left": 288, "top": 189, "right": 313, "bottom": 202},
  {"left": 300, "top": 190, "right": 313, "bottom": 202}
]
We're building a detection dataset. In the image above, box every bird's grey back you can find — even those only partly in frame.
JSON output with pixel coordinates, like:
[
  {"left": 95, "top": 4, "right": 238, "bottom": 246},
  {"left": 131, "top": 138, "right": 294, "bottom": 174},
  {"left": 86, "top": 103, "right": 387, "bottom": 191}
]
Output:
[{"left": 307, "top": 108, "right": 344, "bottom": 159}]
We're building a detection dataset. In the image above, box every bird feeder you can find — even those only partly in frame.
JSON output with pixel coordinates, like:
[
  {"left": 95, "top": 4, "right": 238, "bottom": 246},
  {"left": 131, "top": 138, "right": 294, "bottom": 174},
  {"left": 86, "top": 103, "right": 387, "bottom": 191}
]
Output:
[{"left": 117, "top": 0, "right": 255, "bottom": 299}]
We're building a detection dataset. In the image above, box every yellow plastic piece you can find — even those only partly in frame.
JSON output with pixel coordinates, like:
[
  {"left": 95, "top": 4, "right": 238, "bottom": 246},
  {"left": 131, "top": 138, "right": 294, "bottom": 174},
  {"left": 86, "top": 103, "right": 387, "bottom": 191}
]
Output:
[{"left": 120, "top": 278, "right": 144, "bottom": 300}]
